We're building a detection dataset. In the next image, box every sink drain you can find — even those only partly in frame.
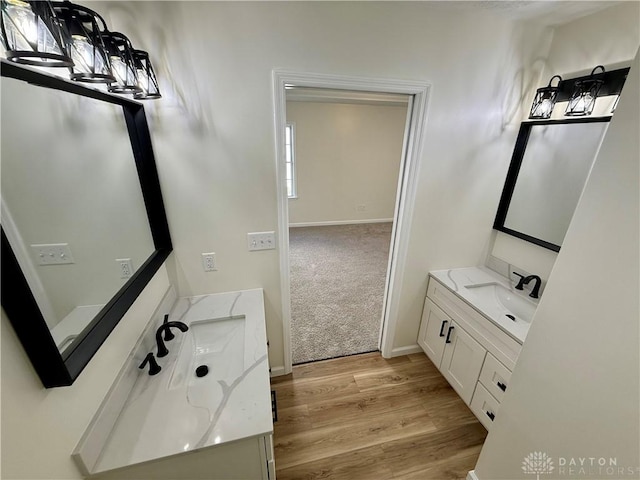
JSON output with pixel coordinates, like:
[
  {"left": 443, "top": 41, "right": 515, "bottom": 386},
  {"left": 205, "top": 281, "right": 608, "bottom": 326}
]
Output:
[
  {"left": 505, "top": 314, "right": 516, "bottom": 321},
  {"left": 195, "top": 365, "right": 209, "bottom": 377}
]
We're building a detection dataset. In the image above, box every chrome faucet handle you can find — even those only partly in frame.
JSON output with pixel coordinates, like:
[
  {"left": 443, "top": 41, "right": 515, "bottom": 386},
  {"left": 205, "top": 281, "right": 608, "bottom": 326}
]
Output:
[{"left": 139, "top": 352, "right": 161, "bottom": 375}]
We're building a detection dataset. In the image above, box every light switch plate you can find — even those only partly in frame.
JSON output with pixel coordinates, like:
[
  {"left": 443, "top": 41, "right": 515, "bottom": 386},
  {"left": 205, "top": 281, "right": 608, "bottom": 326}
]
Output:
[
  {"left": 247, "top": 232, "right": 276, "bottom": 251},
  {"left": 31, "top": 243, "right": 74, "bottom": 265}
]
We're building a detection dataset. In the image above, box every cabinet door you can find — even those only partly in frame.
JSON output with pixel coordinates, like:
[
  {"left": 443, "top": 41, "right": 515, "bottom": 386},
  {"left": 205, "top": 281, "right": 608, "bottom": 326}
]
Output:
[
  {"left": 418, "top": 298, "right": 450, "bottom": 367},
  {"left": 440, "top": 321, "right": 486, "bottom": 405}
]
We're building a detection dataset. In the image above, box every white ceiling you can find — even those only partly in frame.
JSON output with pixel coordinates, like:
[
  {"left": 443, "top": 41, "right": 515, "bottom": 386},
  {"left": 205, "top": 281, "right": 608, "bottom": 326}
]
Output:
[{"left": 455, "top": 1, "right": 622, "bottom": 26}]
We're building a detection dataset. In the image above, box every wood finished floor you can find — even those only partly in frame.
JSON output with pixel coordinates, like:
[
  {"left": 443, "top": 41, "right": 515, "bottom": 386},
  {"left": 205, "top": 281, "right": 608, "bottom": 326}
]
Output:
[{"left": 270, "top": 352, "right": 487, "bottom": 480}]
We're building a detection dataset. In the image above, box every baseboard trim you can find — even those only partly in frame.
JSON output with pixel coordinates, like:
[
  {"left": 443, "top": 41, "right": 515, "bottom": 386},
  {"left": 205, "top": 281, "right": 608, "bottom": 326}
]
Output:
[
  {"left": 467, "top": 470, "right": 479, "bottom": 480},
  {"left": 289, "top": 218, "right": 393, "bottom": 228},
  {"left": 270, "top": 366, "right": 287, "bottom": 377},
  {"left": 389, "top": 344, "right": 423, "bottom": 357}
]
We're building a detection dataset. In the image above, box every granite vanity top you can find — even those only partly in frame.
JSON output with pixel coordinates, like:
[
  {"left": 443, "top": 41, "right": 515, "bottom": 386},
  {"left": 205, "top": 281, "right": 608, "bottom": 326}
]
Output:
[{"left": 85, "top": 289, "right": 272, "bottom": 475}]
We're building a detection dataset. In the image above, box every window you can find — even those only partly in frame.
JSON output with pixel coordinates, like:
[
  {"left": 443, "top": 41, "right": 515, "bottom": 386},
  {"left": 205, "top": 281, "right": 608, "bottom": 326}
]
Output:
[{"left": 285, "top": 123, "right": 297, "bottom": 198}]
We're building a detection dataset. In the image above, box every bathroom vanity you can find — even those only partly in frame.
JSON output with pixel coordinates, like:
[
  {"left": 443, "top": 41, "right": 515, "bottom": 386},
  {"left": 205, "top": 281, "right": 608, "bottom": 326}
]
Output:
[
  {"left": 418, "top": 267, "right": 537, "bottom": 430},
  {"left": 73, "top": 288, "right": 274, "bottom": 480}
]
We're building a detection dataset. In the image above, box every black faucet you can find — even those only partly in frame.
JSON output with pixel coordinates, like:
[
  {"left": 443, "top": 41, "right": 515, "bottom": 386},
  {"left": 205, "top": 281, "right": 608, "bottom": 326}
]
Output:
[
  {"left": 156, "top": 321, "right": 189, "bottom": 357},
  {"left": 513, "top": 272, "right": 542, "bottom": 299},
  {"left": 139, "top": 352, "right": 162, "bottom": 375}
]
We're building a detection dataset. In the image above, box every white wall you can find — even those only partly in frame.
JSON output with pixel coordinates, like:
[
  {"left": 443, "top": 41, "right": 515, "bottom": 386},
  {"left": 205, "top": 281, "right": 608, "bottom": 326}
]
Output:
[
  {"left": 1, "top": 266, "right": 171, "bottom": 480},
  {"left": 89, "top": 0, "right": 554, "bottom": 364},
  {"left": 474, "top": 47, "right": 639, "bottom": 480},
  {"left": 490, "top": 2, "right": 640, "bottom": 282},
  {"left": 286, "top": 101, "right": 406, "bottom": 225}
]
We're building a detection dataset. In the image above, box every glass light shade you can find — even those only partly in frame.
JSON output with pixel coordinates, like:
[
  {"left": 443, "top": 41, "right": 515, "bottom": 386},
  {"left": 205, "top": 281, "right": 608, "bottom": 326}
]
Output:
[
  {"left": 565, "top": 66, "right": 605, "bottom": 117},
  {"left": 0, "top": 0, "right": 72, "bottom": 66},
  {"left": 104, "top": 31, "right": 141, "bottom": 94},
  {"left": 529, "top": 75, "right": 562, "bottom": 119},
  {"left": 52, "top": 2, "right": 114, "bottom": 83},
  {"left": 132, "top": 49, "right": 160, "bottom": 99}
]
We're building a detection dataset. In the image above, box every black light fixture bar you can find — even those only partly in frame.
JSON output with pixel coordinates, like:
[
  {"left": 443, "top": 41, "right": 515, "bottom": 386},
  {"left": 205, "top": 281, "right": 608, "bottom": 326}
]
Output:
[{"left": 555, "top": 67, "right": 630, "bottom": 102}]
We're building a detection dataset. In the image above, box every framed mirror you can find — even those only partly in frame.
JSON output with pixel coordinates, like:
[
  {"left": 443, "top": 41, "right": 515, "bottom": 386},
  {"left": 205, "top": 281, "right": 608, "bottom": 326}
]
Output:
[
  {"left": 493, "top": 118, "right": 610, "bottom": 252},
  {"left": 1, "top": 60, "right": 172, "bottom": 388}
]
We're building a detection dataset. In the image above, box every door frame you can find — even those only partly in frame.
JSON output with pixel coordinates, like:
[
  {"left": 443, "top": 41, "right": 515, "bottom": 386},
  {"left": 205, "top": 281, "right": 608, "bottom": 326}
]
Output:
[{"left": 272, "top": 70, "right": 430, "bottom": 375}]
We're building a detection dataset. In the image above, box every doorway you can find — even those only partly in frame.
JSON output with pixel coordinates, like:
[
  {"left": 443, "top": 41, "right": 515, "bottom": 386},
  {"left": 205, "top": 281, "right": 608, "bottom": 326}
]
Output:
[
  {"left": 273, "top": 71, "right": 430, "bottom": 375},
  {"left": 286, "top": 91, "right": 408, "bottom": 364}
]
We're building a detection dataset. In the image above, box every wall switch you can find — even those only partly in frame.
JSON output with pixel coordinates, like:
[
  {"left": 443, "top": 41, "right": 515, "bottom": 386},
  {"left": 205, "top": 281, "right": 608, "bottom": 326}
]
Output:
[
  {"left": 202, "top": 252, "right": 217, "bottom": 271},
  {"left": 31, "top": 243, "right": 74, "bottom": 265},
  {"left": 116, "top": 258, "right": 134, "bottom": 279},
  {"left": 247, "top": 232, "right": 276, "bottom": 251}
]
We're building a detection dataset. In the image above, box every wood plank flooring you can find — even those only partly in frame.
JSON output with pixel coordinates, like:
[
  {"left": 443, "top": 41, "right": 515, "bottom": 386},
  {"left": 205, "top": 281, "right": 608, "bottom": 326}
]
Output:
[{"left": 270, "top": 352, "right": 487, "bottom": 480}]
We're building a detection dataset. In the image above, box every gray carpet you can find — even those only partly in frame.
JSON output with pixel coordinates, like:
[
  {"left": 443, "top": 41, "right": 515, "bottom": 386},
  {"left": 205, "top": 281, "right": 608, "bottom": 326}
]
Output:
[{"left": 289, "top": 223, "right": 393, "bottom": 364}]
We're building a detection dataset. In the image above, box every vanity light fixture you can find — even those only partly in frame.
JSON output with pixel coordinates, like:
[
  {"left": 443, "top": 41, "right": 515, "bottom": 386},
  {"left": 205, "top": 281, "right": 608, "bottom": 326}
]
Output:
[
  {"left": 565, "top": 65, "right": 605, "bottom": 117},
  {"left": 52, "top": 1, "right": 115, "bottom": 83},
  {"left": 0, "top": 0, "right": 73, "bottom": 67},
  {"left": 1, "top": 0, "right": 162, "bottom": 98},
  {"left": 529, "top": 74, "right": 562, "bottom": 119},
  {"left": 132, "top": 49, "right": 161, "bottom": 99},
  {"left": 104, "top": 31, "right": 141, "bottom": 94}
]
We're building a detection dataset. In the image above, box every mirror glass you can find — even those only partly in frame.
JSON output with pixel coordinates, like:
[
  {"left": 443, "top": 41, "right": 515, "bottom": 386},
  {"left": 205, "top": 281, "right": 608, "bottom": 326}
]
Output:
[
  {"left": 495, "top": 119, "right": 609, "bottom": 251},
  {"left": 1, "top": 76, "right": 155, "bottom": 354}
]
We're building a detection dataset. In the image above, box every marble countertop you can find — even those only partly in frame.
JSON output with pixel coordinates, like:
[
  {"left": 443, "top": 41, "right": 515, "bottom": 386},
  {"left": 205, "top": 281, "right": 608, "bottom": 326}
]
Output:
[
  {"left": 92, "top": 289, "right": 272, "bottom": 474},
  {"left": 429, "top": 267, "right": 538, "bottom": 344}
]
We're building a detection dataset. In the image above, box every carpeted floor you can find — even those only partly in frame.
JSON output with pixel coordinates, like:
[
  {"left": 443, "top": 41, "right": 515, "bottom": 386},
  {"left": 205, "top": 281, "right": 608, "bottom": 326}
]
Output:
[{"left": 289, "top": 223, "right": 393, "bottom": 364}]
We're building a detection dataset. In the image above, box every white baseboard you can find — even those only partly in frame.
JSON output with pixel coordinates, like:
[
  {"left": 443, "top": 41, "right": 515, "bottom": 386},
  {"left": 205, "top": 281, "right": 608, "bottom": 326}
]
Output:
[
  {"left": 289, "top": 218, "right": 393, "bottom": 228},
  {"left": 389, "top": 344, "right": 423, "bottom": 357},
  {"left": 270, "top": 366, "right": 287, "bottom": 377},
  {"left": 467, "top": 470, "right": 479, "bottom": 480}
]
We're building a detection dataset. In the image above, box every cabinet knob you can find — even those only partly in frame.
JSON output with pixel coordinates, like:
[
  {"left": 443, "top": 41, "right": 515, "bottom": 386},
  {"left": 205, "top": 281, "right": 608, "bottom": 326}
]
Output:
[
  {"left": 445, "top": 325, "right": 454, "bottom": 344},
  {"left": 497, "top": 381, "right": 507, "bottom": 392},
  {"left": 439, "top": 320, "right": 448, "bottom": 337}
]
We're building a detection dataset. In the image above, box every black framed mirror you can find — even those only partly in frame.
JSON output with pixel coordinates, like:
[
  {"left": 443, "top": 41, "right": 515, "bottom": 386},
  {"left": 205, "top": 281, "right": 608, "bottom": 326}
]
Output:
[
  {"left": 1, "top": 59, "right": 172, "bottom": 388},
  {"left": 494, "top": 117, "right": 610, "bottom": 252}
]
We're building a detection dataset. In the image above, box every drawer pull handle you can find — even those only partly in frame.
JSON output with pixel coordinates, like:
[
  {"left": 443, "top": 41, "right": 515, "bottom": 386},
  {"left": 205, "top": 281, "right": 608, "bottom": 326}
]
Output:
[
  {"left": 486, "top": 411, "right": 495, "bottom": 421},
  {"left": 445, "top": 325, "right": 454, "bottom": 343},
  {"left": 497, "top": 381, "right": 507, "bottom": 392},
  {"left": 439, "top": 320, "right": 448, "bottom": 337}
]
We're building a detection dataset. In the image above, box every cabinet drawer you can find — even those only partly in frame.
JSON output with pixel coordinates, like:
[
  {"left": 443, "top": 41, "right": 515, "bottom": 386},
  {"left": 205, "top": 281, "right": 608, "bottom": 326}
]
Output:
[
  {"left": 479, "top": 352, "right": 512, "bottom": 403},
  {"left": 470, "top": 383, "right": 500, "bottom": 431}
]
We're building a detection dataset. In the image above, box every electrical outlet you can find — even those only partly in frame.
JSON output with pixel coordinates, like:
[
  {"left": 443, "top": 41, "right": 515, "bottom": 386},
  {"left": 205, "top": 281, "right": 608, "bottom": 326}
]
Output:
[
  {"left": 116, "top": 258, "right": 134, "bottom": 279},
  {"left": 247, "top": 232, "right": 276, "bottom": 251},
  {"left": 31, "top": 243, "right": 74, "bottom": 265},
  {"left": 202, "top": 252, "right": 217, "bottom": 271}
]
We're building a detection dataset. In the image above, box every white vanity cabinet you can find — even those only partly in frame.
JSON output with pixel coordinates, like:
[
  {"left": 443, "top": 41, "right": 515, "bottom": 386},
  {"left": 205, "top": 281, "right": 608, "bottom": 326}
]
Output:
[
  {"left": 419, "top": 273, "right": 524, "bottom": 430},
  {"left": 418, "top": 299, "right": 486, "bottom": 404}
]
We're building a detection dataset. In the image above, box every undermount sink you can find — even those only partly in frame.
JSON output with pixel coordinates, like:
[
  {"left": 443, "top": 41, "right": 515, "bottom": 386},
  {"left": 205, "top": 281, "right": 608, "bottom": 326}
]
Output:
[
  {"left": 464, "top": 283, "right": 537, "bottom": 323},
  {"left": 169, "top": 315, "right": 246, "bottom": 390}
]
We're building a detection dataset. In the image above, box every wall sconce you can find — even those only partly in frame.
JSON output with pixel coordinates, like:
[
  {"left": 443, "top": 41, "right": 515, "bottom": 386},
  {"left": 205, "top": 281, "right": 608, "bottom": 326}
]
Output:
[
  {"left": 0, "top": 0, "right": 73, "bottom": 67},
  {"left": 132, "top": 49, "right": 161, "bottom": 99},
  {"left": 104, "top": 31, "right": 141, "bottom": 94},
  {"left": 529, "top": 75, "right": 562, "bottom": 119},
  {"left": 565, "top": 65, "right": 605, "bottom": 116}
]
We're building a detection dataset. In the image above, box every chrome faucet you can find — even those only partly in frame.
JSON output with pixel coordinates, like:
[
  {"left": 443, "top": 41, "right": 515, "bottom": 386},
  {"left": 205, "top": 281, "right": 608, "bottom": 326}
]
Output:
[
  {"left": 156, "top": 321, "right": 189, "bottom": 357},
  {"left": 513, "top": 272, "right": 542, "bottom": 299}
]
